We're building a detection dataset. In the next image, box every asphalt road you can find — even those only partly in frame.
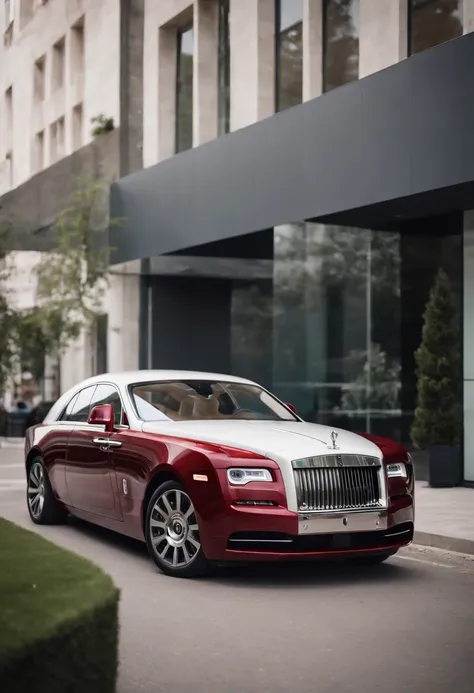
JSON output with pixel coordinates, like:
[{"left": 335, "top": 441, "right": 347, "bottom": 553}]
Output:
[{"left": 1, "top": 444, "right": 474, "bottom": 693}]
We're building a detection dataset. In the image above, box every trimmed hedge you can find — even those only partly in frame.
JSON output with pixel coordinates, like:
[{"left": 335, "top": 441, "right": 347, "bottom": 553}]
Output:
[{"left": 0, "top": 518, "right": 120, "bottom": 693}]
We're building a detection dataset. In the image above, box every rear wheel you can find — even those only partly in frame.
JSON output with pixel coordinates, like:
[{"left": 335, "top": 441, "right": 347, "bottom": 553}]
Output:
[
  {"left": 27, "top": 458, "right": 68, "bottom": 525},
  {"left": 145, "top": 480, "right": 211, "bottom": 578}
]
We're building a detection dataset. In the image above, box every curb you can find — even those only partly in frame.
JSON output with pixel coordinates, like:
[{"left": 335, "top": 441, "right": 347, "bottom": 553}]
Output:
[{"left": 414, "top": 531, "right": 474, "bottom": 556}]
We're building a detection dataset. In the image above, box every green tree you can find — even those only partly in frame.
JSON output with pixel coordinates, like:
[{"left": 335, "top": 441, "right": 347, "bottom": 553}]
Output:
[
  {"left": 0, "top": 224, "right": 19, "bottom": 398},
  {"left": 32, "top": 175, "right": 120, "bottom": 363},
  {"left": 411, "top": 268, "right": 461, "bottom": 449}
]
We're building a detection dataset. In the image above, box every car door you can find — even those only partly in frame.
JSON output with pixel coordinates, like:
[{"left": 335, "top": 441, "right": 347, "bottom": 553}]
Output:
[
  {"left": 39, "top": 392, "right": 81, "bottom": 506},
  {"left": 65, "top": 384, "right": 123, "bottom": 521}
]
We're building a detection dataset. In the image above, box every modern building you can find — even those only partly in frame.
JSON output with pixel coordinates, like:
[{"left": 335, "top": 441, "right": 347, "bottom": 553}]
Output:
[
  {"left": 0, "top": 0, "right": 144, "bottom": 395},
  {"left": 2, "top": 0, "right": 474, "bottom": 483}
]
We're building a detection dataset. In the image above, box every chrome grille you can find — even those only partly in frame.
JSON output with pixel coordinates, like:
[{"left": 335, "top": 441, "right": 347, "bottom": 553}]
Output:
[{"left": 293, "top": 465, "right": 382, "bottom": 512}]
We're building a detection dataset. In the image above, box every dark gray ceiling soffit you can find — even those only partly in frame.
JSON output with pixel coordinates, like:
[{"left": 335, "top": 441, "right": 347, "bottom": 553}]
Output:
[{"left": 110, "top": 33, "right": 474, "bottom": 265}]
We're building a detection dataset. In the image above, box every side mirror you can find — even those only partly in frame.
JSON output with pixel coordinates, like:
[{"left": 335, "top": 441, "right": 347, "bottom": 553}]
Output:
[
  {"left": 88, "top": 404, "right": 115, "bottom": 432},
  {"left": 286, "top": 402, "right": 298, "bottom": 415}
]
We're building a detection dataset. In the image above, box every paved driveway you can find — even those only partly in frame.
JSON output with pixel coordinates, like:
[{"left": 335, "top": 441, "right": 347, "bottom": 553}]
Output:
[{"left": 1, "top": 446, "right": 473, "bottom": 693}]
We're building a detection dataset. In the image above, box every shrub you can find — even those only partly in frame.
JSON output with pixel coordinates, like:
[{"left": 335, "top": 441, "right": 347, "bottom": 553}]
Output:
[
  {"left": 0, "top": 518, "right": 120, "bottom": 693},
  {"left": 411, "top": 268, "right": 462, "bottom": 449}
]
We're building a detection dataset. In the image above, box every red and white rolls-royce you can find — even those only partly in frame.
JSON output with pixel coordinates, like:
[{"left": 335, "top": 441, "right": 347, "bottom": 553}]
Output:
[{"left": 25, "top": 370, "right": 414, "bottom": 578}]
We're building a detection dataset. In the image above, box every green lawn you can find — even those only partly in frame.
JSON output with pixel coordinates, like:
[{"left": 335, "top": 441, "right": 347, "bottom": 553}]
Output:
[{"left": 0, "top": 517, "right": 120, "bottom": 692}]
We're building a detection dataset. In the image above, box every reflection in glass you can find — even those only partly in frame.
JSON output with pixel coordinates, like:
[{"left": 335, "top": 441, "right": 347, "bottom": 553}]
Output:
[
  {"left": 228, "top": 217, "right": 462, "bottom": 447},
  {"left": 272, "top": 223, "right": 402, "bottom": 438},
  {"left": 323, "top": 0, "right": 359, "bottom": 93},
  {"left": 218, "top": 0, "right": 230, "bottom": 135},
  {"left": 409, "top": 0, "right": 463, "bottom": 55},
  {"left": 275, "top": 0, "right": 303, "bottom": 112},
  {"left": 175, "top": 26, "right": 194, "bottom": 153}
]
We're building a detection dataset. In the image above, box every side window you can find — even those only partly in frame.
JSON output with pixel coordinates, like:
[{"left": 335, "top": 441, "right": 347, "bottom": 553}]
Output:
[
  {"left": 59, "top": 393, "right": 79, "bottom": 421},
  {"left": 89, "top": 384, "right": 123, "bottom": 426},
  {"left": 68, "top": 386, "right": 97, "bottom": 422}
]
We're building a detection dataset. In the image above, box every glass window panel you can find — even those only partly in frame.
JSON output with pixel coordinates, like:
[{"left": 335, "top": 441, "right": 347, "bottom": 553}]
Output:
[
  {"left": 409, "top": 0, "right": 463, "bottom": 55},
  {"left": 218, "top": 0, "right": 230, "bottom": 135},
  {"left": 323, "top": 0, "right": 359, "bottom": 93},
  {"left": 90, "top": 384, "right": 123, "bottom": 426},
  {"left": 229, "top": 216, "right": 462, "bottom": 457},
  {"left": 175, "top": 26, "right": 194, "bottom": 153},
  {"left": 66, "top": 386, "right": 97, "bottom": 422},
  {"left": 275, "top": 0, "right": 303, "bottom": 112}
]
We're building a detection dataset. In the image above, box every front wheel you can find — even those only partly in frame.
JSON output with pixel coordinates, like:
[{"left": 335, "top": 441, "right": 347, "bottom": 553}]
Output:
[
  {"left": 145, "top": 480, "right": 211, "bottom": 578},
  {"left": 27, "top": 459, "right": 68, "bottom": 525}
]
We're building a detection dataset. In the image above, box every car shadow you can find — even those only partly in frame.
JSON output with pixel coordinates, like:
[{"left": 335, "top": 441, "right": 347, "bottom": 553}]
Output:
[
  {"left": 64, "top": 515, "right": 418, "bottom": 588},
  {"left": 65, "top": 515, "right": 149, "bottom": 560},
  {"left": 209, "top": 557, "right": 417, "bottom": 589}
]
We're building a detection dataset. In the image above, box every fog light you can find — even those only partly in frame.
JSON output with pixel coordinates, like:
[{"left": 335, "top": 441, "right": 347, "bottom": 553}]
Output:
[{"left": 234, "top": 500, "right": 277, "bottom": 507}]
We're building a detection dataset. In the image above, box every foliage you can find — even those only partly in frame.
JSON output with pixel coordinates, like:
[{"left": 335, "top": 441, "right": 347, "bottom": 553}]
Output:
[
  {"left": 0, "top": 224, "right": 18, "bottom": 397},
  {"left": 91, "top": 114, "right": 115, "bottom": 138},
  {"left": 31, "top": 176, "right": 119, "bottom": 359},
  {"left": 411, "top": 268, "right": 462, "bottom": 449},
  {"left": 337, "top": 343, "right": 401, "bottom": 413},
  {"left": 0, "top": 517, "right": 120, "bottom": 693}
]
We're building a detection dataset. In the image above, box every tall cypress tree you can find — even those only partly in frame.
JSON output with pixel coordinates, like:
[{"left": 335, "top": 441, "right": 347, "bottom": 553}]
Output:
[{"left": 411, "top": 268, "right": 461, "bottom": 450}]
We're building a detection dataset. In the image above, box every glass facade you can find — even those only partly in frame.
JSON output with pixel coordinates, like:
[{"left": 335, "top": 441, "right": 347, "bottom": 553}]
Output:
[
  {"left": 231, "top": 217, "right": 463, "bottom": 451},
  {"left": 463, "top": 211, "right": 474, "bottom": 482},
  {"left": 275, "top": 0, "right": 303, "bottom": 112},
  {"left": 409, "top": 0, "right": 463, "bottom": 56},
  {"left": 323, "top": 0, "right": 359, "bottom": 93},
  {"left": 175, "top": 26, "right": 194, "bottom": 153},
  {"left": 218, "top": 0, "right": 230, "bottom": 135}
]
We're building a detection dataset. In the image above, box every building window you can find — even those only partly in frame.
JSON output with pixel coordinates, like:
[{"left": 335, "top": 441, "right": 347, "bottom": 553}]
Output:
[
  {"left": 218, "top": 0, "right": 230, "bottom": 135},
  {"left": 50, "top": 116, "right": 65, "bottom": 163},
  {"left": 72, "top": 103, "right": 83, "bottom": 150},
  {"left": 71, "top": 16, "right": 85, "bottom": 79},
  {"left": 175, "top": 26, "right": 194, "bottom": 154},
  {"left": 275, "top": 0, "right": 303, "bottom": 112},
  {"left": 4, "top": 0, "right": 14, "bottom": 29},
  {"left": 409, "top": 0, "right": 463, "bottom": 56},
  {"left": 52, "top": 37, "right": 66, "bottom": 91},
  {"left": 4, "top": 86, "right": 13, "bottom": 146},
  {"left": 33, "top": 55, "right": 46, "bottom": 102},
  {"left": 323, "top": 0, "right": 359, "bottom": 93},
  {"left": 34, "top": 130, "right": 44, "bottom": 172}
]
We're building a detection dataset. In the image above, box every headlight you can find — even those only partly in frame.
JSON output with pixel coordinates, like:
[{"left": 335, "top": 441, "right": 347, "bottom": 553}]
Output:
[
  {"left": 387, "top": 462, "right": 407, "bottom": 478},
  {"left": 227, "top": 468, "right": 273, "bottom": 485}
]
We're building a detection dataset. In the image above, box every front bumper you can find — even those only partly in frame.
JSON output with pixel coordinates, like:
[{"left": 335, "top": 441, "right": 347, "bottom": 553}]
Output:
[{"left": 199, "top": 493, "right": 414, "bottom": 561}]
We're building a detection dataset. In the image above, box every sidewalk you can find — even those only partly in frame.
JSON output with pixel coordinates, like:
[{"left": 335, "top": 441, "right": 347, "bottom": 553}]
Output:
[{"left": 414, "top": 480, "right": 474, "bottom": 555}]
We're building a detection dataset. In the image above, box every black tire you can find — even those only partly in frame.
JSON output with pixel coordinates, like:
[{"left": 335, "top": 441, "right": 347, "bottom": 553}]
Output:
[
  {"left": 145, "top": 480, "right": 211, "bottom": 578},
  {"left": 350, "top": 552, "right": 395, "bottom": 566},
  {"left": 26, "top": 458, "right": 68, "bottom": 525}
]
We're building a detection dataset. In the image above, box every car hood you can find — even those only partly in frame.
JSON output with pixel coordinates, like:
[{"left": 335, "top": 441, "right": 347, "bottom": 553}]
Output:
[{"left": 141, "top": 419, "right": 383, "bottom": 463}]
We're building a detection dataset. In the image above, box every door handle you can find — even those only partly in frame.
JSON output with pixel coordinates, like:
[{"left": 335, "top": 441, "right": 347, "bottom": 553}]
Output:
[{"left": 92, "top": 438, "right": 122, "bottom": 449}]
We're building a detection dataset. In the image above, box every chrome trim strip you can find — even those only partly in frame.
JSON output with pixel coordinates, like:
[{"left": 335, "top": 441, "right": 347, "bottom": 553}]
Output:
[
  {"left": 228, "top": 538, "right": 293, "bottom": 543},
  {"left": 298, "top": 509, "right": 388, "bottom": 535},
  {"left": 292, "top": 454, "right": 380, "bottom": 469}
]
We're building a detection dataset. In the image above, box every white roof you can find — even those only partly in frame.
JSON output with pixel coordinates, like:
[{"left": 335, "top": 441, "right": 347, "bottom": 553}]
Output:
[{"left": 71, "top": 369, "right": 259, "bottom": 389}]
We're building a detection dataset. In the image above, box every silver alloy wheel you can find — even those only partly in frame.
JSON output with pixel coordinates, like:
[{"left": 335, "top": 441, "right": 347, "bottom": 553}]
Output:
[
  {"left": 149, "top": 489, "right": 201, "bottom": 568},
  {"left": 28, "top": 462, "right": 45, "bottom": 519}
]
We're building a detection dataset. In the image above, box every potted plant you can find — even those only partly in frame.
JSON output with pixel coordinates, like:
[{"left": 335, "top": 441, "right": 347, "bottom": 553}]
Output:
[{"left": 411, "top": 269, "right": 462, "bottom": 487}]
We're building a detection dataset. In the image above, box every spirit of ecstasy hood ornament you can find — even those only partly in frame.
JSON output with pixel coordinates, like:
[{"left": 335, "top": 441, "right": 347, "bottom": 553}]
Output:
[{"left": 328, "top": 431, "right": 339, "bottom": 450}]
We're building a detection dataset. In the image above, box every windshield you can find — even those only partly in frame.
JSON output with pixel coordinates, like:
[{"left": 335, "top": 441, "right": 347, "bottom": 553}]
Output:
[{"left": 130, "top": 380, "right": 298, "bottom": 422}]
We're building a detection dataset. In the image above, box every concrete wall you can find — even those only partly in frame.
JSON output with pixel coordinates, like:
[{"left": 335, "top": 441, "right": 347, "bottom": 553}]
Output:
[
  {"left": 0, "top": 128, "right": 120, "bottom": 252},
  {"left": 0, "top": 0, "right": 121, "bottom": 193}
]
